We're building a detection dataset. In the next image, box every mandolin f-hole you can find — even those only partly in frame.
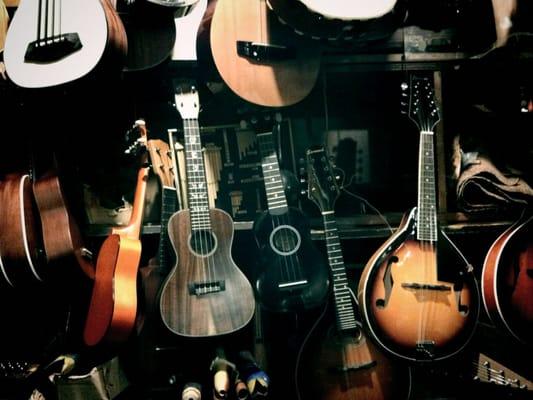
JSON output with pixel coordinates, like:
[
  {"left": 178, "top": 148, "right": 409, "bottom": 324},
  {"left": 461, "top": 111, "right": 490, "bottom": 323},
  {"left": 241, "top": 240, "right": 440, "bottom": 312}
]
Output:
[{"left": 375, "top": 255, "right": 398, "bottom": 309}]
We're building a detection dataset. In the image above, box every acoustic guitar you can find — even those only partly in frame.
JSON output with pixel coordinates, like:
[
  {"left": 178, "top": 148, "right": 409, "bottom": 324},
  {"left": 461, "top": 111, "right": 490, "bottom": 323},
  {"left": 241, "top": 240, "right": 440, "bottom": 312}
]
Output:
[
  {"left": 33, "top": 169, "right": 94, "bottom": 280},
  {"left": 357, "top": 73, "right": 480, "bottom": 362},
  {"left": 159, "top": 82, "right": 255, "bottom": 337},
  {"left": 207, "top": 0, "right": 321, "bottom": 107},
  {"left": 4, "top": 0, "right": 127, "bottom": 88},
  {"left": 83, "top": 120, "right": 149, "bottom": 346},
  {"left": 252, "top": 120, "right": 329, "bottom": 313},
  {"left": 296, "top": 147, "right": 411, "bottom": 400},
  {"left": 0, "top": 173, "right": 44, "bottom": 287},
  {"left": 482, "top": 211, "right": 532, "bottom": 345}
]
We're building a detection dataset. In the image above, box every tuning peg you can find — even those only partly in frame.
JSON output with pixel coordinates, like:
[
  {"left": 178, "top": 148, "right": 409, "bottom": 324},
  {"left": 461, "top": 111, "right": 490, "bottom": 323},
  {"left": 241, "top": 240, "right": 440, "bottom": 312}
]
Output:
[
  {"left": 299, "top": 167, "right": 306, "bottom": 176},
  {"left": 300, "top": 189, "right": 308, "bottom": 195},
  {"left": 401, "top": 82, "right": 408, "bottom": 91}
]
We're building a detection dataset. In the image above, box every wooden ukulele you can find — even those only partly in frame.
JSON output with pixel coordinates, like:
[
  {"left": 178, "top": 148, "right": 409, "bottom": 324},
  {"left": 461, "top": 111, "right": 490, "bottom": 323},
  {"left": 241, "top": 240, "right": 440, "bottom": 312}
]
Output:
[
  {"left": 357, "top": 73, "right": 480, "bottom": 362},
  {"left": 206, "top": 0, "right": 321, "bottom": 107},
  {"left": 482, "top": 210, "right": 533, "bottom": 345},
  {"left": 4, "top": 0, "right": 127, "bottom": 88},
  {"left": 252, "top": 121, "right": 329, "bottom": 313},
  {"left": 296, "top": 147, "right": 411, "bottom": 400},
  {"left": 159, "top": 82, "right": 255, "bottom": 337},
  {"left": 0, "top": 173, "right": 45, "bottom": 286},
  {"left": 83, "top": 120, "right": 149, "bottom": 346}
]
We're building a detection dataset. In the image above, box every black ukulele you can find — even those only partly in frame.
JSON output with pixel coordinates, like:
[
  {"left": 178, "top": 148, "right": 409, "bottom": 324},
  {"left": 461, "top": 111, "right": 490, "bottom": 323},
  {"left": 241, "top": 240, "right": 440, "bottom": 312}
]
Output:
[{"left": 252, "top": 118, "right": 329, "bottom": 313}]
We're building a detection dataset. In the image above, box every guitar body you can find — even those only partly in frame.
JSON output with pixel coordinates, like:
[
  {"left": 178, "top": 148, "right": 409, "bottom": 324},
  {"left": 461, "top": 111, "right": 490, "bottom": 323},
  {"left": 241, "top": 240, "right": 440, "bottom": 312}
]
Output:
[
  {"left": 0, "top": 174, "right": 44, "bottom": 286},
  {"left": 33, "top": 172, "right": 94, "bottom": 279},
  {"left": 482, "top": 213, "right": 533, "bottom": 344},
  {"left": 358, "top": 208, "right": 479, "bottom": 361},
  {"left": 4, "top": 0, "right": 126, "bottom": 88},
  {"left": 84, "top": 234, "right": 141, "bottom": 346},
  {"left": 253, "top": 207, "right": 329, "bottom": 312},
  {"left": 117, "top": 0, "right": 176, "bottom": 71},
  {"left": 209, "top": 0, "right": 320, "bottom": 107},
  {"left": 160, "top": 208, "right": 255, "bottom": 337},
  {"left": 297, "top": 311, "right": 410, "bottom": 400}
]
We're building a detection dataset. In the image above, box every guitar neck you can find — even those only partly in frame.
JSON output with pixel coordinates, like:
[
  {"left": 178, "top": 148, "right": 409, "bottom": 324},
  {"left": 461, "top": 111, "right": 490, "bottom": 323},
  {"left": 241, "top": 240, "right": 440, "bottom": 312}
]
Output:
[
  {"left": 112, "top": 159, "right": 149, "bottom": 239},
  {"left": 158, "top": 186, "right": 178, "bottom": 270},
  {"left": 183, "top": 117, "right": 211, "bottom": 230},
  {"left": 256, "top": 131, "right": 288, "bottom": 214},
  {"left": 322, "top": 212, "right": 357, "bottom": 332},
  {"left": 417, "top": 130, "right": 438, "bottom": 242}
]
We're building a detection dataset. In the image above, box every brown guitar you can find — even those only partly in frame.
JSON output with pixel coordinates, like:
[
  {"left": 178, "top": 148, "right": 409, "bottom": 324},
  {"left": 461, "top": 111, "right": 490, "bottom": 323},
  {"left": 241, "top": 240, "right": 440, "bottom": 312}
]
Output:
[
  {"left": 482, "top": 211, "right": 533, "bottom": 345},
  {"left": 296, "top": 148, "right": 411, "bottom": 400},
  {"left": 206, "top": 0, "right": 321, "bottom": 107},
  {"left": 83, "top": 120, "right": 149, "bottom": 346},
  {"left": 0, "top": 173, "right": 44, "bottom": 286},
  {"left": 33, "top": 169, "right": 94, "bottom": 280},
  {"left": 357, "top": 74, "right": 479, "bottom": 362},
  {"left": 159, "top": 82, "right": 255, "bottom": 337}
]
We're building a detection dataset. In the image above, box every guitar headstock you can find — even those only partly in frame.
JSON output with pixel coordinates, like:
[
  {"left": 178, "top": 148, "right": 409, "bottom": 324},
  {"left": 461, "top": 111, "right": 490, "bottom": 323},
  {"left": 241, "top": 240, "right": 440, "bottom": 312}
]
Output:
[
  {"left": 174, "top": 81, "right": 200, "bottom": 119},
  {"left": 124, "top": 119, "right": 148, "bottom": 156},
  {"left": 246, "top": 111, "right": 283, "bottom": 134},
  {"left": 306, "top": 147, "right": 341, "bottom": 213},
  {"left": 404, "top": 74, "right": 441, "bottom": 132},
  {"left": 147, "top": 139, "right": 175, "bottom": 188}
]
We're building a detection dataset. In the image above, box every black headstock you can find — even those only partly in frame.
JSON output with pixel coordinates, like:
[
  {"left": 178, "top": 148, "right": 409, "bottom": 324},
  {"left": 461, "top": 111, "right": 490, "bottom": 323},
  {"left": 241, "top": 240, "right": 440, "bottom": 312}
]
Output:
[
  {"left": 403, "top": 74, "right": 441, "bottom": 132},
  {"left": 306, "top": 147, "right": 341, "bottom": 213}
]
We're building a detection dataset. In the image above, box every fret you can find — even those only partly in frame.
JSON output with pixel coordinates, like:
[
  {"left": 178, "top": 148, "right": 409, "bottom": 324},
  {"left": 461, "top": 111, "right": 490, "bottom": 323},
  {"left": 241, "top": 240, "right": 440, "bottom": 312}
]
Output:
[
  {"left": 257, "top": 131, "right": 289, "bottom": 213},
  {"left": 183, "top": 118, "right": 211, "bottom": 231},
  {"left": 321, "top": 213, "right": 357, "bottom": 333},
  {"left": 417, "top": 131, "right": 438, "bottom": 242}
]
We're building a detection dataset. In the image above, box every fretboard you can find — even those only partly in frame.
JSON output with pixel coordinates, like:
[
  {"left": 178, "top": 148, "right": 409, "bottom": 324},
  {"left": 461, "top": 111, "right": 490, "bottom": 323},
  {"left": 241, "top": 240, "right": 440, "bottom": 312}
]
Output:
[
  {"left": 417, "top": 130, "right": 438, "bottom": 242},
  {"left": 183, "top": 118, "right": 211, "bottom": 231},
  {"left": 158, "top": 187, "right": 178, "bottom": 272},
  {"left": 256, "top": 131, "right": 288, "bottom": 214},
  {"left": 322, "top": 212, "right": 357, "bottom": 332}
]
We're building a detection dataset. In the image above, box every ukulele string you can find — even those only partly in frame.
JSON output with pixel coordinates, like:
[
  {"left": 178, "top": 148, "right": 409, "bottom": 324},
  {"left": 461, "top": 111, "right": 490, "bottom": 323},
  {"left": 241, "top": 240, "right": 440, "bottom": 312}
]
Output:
[
  {"left": 194, "top": 117, "right": 215, "bottom": 285},
  {"left": 274, "top": 120, "right": 303, "bottom": 283}
]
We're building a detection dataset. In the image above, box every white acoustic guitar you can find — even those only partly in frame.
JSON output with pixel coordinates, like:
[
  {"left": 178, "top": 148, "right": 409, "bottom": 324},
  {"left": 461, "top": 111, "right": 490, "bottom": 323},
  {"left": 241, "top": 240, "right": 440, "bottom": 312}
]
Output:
[{"left": 4, "top": 0, "right": 126, "bottom": 88}]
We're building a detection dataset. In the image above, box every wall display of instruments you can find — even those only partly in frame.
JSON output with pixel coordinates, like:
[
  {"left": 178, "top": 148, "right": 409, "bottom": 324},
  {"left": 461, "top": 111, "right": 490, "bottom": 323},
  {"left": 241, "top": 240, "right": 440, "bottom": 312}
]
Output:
[{"left": 0, "top": 1, "right": 530, "bottom": 399}]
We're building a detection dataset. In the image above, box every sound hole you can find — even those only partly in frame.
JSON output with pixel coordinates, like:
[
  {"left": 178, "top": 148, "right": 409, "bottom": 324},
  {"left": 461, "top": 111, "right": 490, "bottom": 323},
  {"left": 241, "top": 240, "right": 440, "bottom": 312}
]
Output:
[
  {"left": 189, "top": 230, "right": 217, "bottom": 257},
  {"left": 269, "top": 225, "right": 301, "bottom": 256}
]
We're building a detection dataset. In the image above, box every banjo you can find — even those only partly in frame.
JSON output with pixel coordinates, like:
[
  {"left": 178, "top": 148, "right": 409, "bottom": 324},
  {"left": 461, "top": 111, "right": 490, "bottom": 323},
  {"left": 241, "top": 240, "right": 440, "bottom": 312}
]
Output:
[{"left": 267, "top": 0, "right": 406, "bottom": 44}]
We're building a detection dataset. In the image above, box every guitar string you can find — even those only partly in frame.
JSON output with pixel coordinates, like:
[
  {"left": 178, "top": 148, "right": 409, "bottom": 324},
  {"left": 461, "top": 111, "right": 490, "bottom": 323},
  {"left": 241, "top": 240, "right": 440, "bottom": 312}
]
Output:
[
  {"left": 193, "top": 117, "right": 216, "bottom": 286},
  {"left": 273, "top": 120, "right": 304, "bottom": 284},
  {"left": 271, "top": 133, "right": 300, "bottom": 285},
  {"left": 259, "top": 134, "right": 292, "bottom": 286},
  {"left": 186, "top": 119, "right": 209, "bottom": 289},
  {"left": 469, "top": 360, "right": 525, "bottom": 386}
]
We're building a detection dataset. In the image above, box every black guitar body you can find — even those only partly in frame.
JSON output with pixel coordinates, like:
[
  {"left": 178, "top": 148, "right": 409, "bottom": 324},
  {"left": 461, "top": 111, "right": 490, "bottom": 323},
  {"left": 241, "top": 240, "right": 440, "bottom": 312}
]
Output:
[{"left": 253, "top": 207, "right": 329, "bottom": 313}]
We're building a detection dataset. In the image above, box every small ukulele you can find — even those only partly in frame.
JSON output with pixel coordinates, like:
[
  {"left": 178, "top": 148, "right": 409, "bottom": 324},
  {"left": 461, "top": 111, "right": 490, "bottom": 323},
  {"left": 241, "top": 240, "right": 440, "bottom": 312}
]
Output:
[
  {"left": 159, "top": 82, "right": 255, "bottom": 337},
  {"left": 252, "top": 118, "right": 329, "bottom": 313},
  {"left": 4, "top": 0, "right": 127, "bottom": 88},
  {"left": 83, "top": 120, "right": 149, "bottom": 346}
]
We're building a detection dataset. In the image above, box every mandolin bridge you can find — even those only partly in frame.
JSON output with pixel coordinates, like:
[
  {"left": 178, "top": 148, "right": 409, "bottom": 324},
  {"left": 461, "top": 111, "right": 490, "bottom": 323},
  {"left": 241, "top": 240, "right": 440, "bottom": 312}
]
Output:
[
  {"left": 402, "top": 283, "right": 451, "bottom": 291},
  {"left": 329, "top": 360, "right": 377, "bottom": 374},
  {"left": 188, "top": 280, "right": 226, "bottom": 296}
]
